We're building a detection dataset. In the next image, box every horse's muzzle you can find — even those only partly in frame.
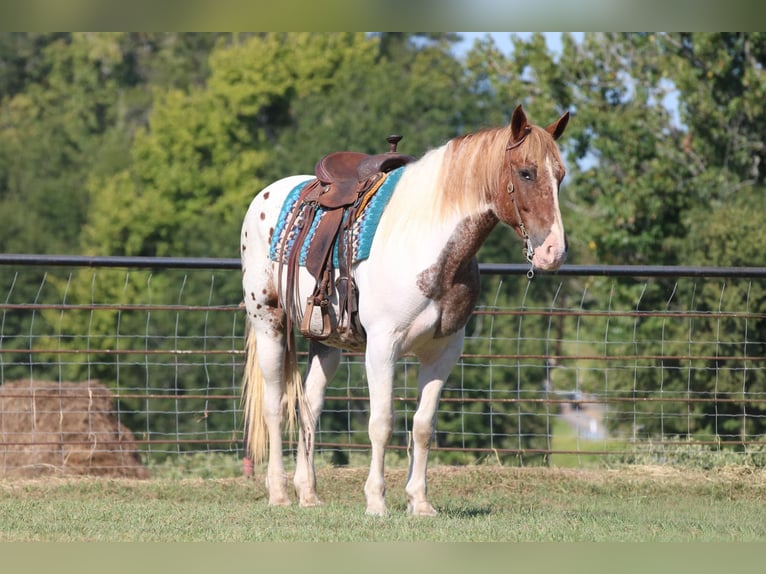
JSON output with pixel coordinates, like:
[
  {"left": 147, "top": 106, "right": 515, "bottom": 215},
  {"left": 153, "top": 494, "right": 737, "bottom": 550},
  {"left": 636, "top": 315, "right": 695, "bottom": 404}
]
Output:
[{"left": 531, "top": 231, "right": 568, "bottom": 271}]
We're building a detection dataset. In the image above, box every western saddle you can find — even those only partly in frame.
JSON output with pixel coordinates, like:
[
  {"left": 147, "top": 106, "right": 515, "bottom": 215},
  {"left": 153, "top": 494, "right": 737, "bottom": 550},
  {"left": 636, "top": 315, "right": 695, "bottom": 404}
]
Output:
[{"left": 278, "top": 135, "right": 415, "bottom": 345}]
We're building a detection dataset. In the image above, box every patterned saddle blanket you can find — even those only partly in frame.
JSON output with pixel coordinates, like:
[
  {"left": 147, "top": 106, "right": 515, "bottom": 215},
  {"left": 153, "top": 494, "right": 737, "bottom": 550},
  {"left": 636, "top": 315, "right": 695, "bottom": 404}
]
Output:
[{"left": 269, "top": 166, "right": 405, "bottom": 267}]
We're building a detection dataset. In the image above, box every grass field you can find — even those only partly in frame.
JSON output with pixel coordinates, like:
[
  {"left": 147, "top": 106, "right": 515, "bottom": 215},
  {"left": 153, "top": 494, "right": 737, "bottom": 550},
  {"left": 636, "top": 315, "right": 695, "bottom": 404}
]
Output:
[{"left": 2, "top": 462, "right": 765, "bottom": 542}]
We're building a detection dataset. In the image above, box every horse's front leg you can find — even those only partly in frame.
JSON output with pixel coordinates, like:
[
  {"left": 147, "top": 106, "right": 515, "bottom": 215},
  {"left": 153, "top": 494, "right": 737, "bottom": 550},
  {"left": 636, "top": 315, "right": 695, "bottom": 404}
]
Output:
[
  {"left": 294, "top": 341, "right": 340, "bottom": 507},
  {"left": 406, "top": 332, "right": 464, "bottom": 516},
  {"left": 363, "top": 337, "right": 397, "bottom": 516}
]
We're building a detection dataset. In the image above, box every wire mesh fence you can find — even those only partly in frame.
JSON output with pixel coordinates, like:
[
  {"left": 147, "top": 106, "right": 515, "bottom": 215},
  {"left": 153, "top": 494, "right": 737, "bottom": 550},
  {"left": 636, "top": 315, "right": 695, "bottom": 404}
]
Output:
[{"left": 1, "top": 255, "right": 765, "bottom": 476}]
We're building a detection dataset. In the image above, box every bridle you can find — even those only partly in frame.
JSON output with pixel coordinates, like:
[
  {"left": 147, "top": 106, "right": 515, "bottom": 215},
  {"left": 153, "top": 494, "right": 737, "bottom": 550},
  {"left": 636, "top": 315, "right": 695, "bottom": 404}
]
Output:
[{"left": 506, "top": 127, "right": 536, "bottom": 279}]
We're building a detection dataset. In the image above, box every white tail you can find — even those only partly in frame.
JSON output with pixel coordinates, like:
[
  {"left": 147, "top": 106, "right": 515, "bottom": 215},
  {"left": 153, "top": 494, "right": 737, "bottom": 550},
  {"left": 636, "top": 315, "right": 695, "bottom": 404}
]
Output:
[{"left": 241, "top": 323, "right": 303, "bottom": 464}]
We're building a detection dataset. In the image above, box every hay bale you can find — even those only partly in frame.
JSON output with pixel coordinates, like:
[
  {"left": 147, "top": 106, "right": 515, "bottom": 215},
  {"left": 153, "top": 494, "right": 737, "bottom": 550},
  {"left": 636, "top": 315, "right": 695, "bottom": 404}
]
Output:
[{"left": 0, "top": 380, "right": 149, "bottom": 478}]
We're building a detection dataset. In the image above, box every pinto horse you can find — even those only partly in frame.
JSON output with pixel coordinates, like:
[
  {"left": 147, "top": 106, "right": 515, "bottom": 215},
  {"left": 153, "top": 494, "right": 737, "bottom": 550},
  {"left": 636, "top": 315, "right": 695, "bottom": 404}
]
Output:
[{"left": 240, "top": 105, "right": 569, "bottom": 516}]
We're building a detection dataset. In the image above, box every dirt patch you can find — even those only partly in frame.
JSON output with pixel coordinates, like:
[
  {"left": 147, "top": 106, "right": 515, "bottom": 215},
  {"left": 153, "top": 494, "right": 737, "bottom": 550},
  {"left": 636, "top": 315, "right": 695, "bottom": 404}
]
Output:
[{"left": 0, "top": 380, "right": 149, "bottom": 479}]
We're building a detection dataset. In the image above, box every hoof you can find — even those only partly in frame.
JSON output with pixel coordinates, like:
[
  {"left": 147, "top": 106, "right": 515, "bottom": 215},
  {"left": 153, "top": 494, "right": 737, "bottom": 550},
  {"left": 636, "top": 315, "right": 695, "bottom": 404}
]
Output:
[
  {"left": 365, "top": 504, "right": 388, "bottom": 517},
  {"left": 299, "top": 496, "right": 323, "bottom": 508},
  {"left": 407, "top": 501, "right": 438, "bottom": 517},
  {"left": 268, "top": 495, "right": 291, "bottom": 507}
]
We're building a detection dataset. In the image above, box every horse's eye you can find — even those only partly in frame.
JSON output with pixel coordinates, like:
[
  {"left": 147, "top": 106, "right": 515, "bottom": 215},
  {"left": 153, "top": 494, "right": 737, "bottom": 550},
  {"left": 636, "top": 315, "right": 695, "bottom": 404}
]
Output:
[{"left": 519, "top": 168, "right": 535, "bottom": 181}]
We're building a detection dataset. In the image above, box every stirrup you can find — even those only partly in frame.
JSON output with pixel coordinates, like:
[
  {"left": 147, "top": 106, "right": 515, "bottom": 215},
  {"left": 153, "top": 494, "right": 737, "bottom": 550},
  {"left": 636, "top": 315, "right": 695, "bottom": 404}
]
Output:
[{"left": 300, "top": 297, "right": 335, "bottom": 339}]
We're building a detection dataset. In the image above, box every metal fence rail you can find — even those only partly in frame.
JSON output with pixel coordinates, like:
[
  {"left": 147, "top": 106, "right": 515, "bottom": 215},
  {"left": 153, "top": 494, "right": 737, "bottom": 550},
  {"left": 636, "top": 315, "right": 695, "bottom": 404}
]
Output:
[{"left": 2, "top": 254, "right": 766, "bottom": 476}]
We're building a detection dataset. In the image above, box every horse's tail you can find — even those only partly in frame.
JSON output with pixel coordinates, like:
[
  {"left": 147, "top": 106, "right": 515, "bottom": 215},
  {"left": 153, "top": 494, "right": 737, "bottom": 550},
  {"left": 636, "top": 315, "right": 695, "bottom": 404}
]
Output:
[{"left": 241, "top": 321, "right": 303, "bottom": 465}]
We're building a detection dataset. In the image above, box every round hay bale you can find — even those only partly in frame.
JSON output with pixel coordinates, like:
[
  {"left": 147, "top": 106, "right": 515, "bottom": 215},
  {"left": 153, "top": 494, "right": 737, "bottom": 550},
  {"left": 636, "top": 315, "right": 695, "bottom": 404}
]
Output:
[{"left": 0, "top": 380, "right": 149, "bottom": 478}]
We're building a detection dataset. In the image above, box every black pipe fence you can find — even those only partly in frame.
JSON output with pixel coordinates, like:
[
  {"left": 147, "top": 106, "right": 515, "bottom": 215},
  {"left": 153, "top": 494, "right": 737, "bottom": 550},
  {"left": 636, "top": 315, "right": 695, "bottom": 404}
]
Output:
[{"left": 3, "top": 253, "right": 766, "bottom": 277}]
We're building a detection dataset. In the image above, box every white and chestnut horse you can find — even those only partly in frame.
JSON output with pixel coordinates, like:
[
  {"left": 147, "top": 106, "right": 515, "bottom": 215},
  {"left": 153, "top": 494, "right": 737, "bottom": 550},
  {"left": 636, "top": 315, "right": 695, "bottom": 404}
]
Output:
[{"left": 240, "top": 105, "right": 569, "bottom": 515}]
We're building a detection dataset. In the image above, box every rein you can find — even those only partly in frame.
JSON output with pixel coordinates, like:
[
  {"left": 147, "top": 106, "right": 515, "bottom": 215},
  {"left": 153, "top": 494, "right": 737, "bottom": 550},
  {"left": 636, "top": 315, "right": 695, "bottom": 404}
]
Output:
[{"left": 506, "top": 128, "right": 536, "bottom": 279}]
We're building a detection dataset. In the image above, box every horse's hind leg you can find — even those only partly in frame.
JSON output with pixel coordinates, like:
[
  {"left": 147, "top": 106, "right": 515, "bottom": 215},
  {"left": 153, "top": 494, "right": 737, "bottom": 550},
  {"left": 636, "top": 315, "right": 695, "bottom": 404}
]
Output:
[
  {"left": 242, "top": 260, "right": 291, "bottom": 504},
  {"left": 255, "top": 332, "right": 293, "bottom": 506},
  {"left": 406, "top": 331, "right": 464, "bottom": 516},
  {"left": 294, "top": 341, "right": 340, "bottom": 507}
]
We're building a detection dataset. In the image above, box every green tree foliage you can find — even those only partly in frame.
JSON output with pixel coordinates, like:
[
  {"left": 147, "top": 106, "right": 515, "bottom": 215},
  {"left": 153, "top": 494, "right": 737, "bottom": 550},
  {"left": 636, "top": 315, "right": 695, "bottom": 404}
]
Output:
[
  {"left": 267, "top": 32, "right": 476, "bottom": 178},
  {"left": 620, "top": 186, "right": 766, "bottom": 442},
  {"left": 82, "top": 33, "right": 382, "bottom": 260},
  {"left": 0, "top": 33, "right": 231, "bottom": 441},
  {"left": 666, "top": 34, "right": 766, "bottom": 190},
  {"left": 600, "top": 34, "right": 766, "bottom": 441},
  {"left": 0, "top": 32, "right": 226, "bottom": 385},
  {"left": 2, "top": 32, "right": 765, "bottom": 456},
  {"left": 461, "top": 32, "right": 766, "bottom": 445},
  {"left": 0, "top": 33, "right": 227, "bottom": 255}
]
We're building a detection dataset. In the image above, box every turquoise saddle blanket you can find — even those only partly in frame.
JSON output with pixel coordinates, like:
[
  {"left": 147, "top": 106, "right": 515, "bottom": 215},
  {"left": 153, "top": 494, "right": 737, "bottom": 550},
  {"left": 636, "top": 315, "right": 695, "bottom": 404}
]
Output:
[{"left": 269, "top": 166, "right": 404, "bottom": 267}]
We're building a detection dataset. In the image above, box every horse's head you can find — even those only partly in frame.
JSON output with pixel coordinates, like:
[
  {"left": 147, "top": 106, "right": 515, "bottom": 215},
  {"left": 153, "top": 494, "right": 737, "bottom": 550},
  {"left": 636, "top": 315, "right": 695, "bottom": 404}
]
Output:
[{"left": 495, "top": 105, "right": 570, "bottom": 272}]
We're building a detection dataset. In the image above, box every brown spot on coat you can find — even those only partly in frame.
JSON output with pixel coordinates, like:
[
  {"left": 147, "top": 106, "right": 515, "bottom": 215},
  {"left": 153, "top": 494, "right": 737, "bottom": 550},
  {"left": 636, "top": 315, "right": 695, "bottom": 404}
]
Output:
[
  {"left": 262, "top": 285, "right": 279, "bottom": 308},
  {"left": 417, "top": 212, "right": 498, "bottom": 337}
]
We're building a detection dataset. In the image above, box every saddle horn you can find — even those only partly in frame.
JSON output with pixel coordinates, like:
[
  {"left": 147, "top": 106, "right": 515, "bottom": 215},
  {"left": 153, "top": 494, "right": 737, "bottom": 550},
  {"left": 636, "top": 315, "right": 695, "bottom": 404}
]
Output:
[{"left": 386, "top": 134, "right": 403, "bottom": 153}]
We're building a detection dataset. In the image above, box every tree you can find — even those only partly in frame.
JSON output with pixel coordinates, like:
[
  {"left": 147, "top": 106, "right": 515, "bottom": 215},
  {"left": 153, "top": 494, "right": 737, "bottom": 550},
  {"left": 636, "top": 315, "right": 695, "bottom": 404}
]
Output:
[
  {"left": 50, "top": 33, "right": 423, "bottom": 448},
  {"left": 81, "top": 33, "right": 381, "bottom": 261},
  {"left": 461, "top": 32, "right": 766, "bottom": 444},
  {"left": 0, "top": 33, "right": 225, "bottom": 383},
  {"left": 601, "top": 34, "right": 766, "bottom": 440},
  {"left": 0, "top": 33, "right": 227, "bottom": 256},
  {"left": 663, "top": 33, "right": 766, "bottom": 192},
  {"left": 263, "top": 33, "right": 472, "bottom": 181},
  {"left": 7, "top": 32, "right": 765, "bottom": 455}
]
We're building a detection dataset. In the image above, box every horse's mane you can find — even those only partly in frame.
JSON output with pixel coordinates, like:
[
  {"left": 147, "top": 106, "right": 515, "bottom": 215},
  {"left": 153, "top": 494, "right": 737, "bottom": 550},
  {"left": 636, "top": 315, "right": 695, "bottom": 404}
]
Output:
[
  {"left": 376, "top": 122, "right": 561, "bottom": 243},
  {"left": 435, "top": 125, "right": 510, "bottom": 219}
]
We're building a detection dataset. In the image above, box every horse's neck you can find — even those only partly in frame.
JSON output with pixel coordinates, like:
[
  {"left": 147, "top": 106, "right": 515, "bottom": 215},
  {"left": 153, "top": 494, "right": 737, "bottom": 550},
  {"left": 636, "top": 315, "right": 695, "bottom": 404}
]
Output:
[{"left": 375, "top": 146, "right": 499, "bottom": 268}]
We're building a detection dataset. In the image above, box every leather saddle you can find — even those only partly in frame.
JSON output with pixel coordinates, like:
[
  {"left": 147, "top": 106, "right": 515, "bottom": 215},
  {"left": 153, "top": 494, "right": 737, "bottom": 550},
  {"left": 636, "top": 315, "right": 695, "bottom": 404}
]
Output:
[
  {"left": 312, "top": 135, "right": 415, "bottom": 208},
  {"left": 278, "top": 135, "right": 415, "bottom": 344}
]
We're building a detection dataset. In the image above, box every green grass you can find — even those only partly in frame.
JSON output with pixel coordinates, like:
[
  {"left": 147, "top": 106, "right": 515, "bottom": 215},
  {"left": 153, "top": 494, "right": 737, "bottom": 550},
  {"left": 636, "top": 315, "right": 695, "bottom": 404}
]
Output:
[{"left": 2, "top": 463, "right": 765, "bottom": 542}]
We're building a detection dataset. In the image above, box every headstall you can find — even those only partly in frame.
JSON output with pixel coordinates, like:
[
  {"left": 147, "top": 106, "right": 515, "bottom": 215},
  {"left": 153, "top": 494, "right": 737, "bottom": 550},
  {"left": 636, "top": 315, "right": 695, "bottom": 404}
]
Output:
[{"left": 506, "top": 127, "right": 535, "bottom": 279}]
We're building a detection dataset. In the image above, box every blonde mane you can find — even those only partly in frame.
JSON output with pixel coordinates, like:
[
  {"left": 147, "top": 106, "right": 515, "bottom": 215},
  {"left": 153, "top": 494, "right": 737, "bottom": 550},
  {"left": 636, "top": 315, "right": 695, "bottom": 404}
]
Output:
[
  {"left": 376, "top": 121, "right": 564, "bottom": 247},
  {"left": 376, "top": 125, "right": 510, "bottom": 242},
  {"left": 435, "top": 126, "right": 510, "bottom": 220}
]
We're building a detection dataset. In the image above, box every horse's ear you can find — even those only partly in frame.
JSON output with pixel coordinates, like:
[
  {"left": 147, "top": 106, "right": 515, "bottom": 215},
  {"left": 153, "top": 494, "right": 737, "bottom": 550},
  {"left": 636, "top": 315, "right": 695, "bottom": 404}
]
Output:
[
  {"left": 545, "top": 111, "right": 570, "bottom": 141},
  {"left": 510, "top": 105, "right": 528, "bottom": 142}
]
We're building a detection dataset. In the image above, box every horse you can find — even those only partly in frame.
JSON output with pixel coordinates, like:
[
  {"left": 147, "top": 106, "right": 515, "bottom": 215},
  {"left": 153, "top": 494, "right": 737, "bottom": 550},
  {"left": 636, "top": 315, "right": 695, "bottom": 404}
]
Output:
[{"left": 240, "top": 105, "right": 570, "bottom": 516}]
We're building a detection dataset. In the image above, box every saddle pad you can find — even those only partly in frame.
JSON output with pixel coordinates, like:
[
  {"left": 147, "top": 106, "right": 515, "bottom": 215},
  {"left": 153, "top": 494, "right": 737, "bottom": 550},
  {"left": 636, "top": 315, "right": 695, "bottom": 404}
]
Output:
[{"left": 269, "top": 166, "right": 405, "bottom": 267}]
